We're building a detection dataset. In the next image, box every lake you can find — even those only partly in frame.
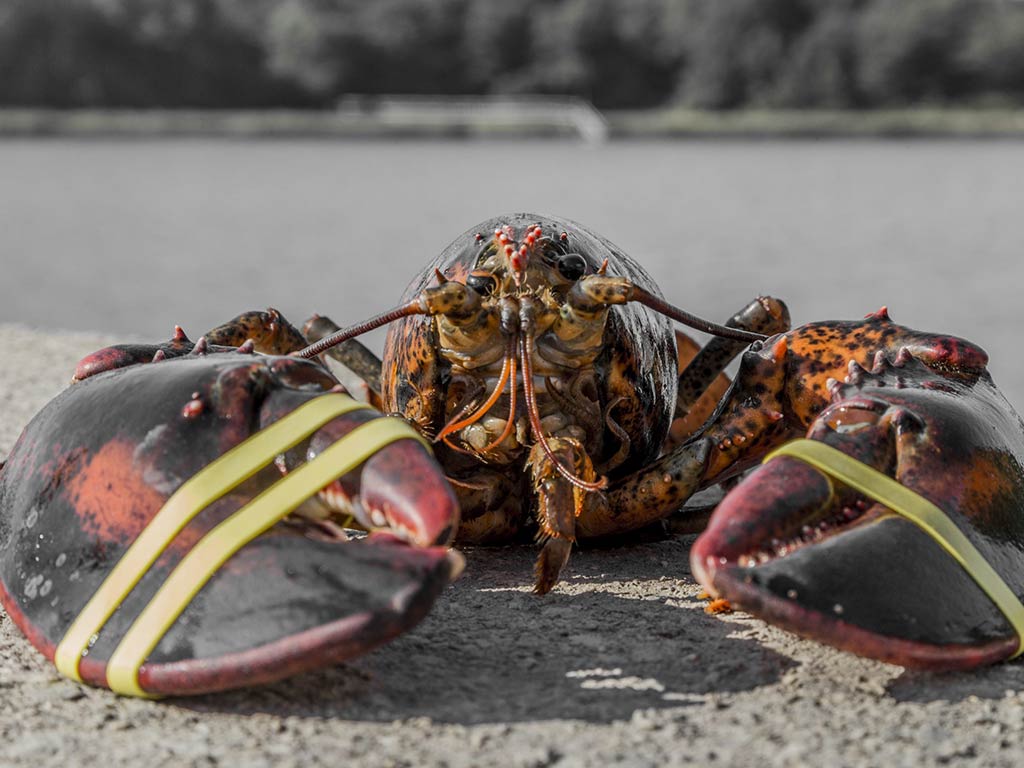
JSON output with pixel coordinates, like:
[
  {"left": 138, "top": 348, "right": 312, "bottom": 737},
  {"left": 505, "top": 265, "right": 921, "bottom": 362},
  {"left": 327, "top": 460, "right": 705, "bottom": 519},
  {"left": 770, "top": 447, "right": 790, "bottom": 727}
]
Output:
[{"left": 2, "top": 138, "right": 1023, "bottom": 404}]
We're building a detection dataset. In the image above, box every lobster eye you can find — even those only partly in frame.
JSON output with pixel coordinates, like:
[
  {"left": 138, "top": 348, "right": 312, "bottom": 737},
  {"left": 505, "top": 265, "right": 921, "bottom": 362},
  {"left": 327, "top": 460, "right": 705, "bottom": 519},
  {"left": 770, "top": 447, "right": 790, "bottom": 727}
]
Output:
[
  {"left": 466, "top": 270, "right": 498, "bottom": 296},
  {"left": 557, "top": 253, "right": 588, "bottom": 281}
]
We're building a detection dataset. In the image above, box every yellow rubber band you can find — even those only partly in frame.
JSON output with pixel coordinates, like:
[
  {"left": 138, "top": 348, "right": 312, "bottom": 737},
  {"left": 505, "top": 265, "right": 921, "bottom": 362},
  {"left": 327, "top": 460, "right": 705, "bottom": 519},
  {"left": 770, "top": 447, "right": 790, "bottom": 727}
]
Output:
[
  {"left": 106, "top": 416, "right": 427, "bottom": 697},
  {"left": 55, "top": 393, "right": 371, "bottom": 684},
  {"left": 765, "top": 439, "right": 1024, "bottom": 657}
]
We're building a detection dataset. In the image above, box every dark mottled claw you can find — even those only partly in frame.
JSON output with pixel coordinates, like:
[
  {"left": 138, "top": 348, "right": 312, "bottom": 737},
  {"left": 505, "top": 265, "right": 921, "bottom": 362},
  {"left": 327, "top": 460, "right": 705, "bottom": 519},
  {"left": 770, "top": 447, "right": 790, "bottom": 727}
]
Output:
[
  {"left": 693, "top": 320, "right": 1024, "bottom": 670},
  {"left": 2, "top": 350, "right": 460, "bottom": 695}
]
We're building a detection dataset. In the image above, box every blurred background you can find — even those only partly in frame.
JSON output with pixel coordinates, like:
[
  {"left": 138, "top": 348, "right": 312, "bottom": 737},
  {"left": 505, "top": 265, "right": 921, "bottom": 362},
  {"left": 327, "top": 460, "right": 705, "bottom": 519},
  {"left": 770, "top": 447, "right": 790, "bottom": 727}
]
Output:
[
  {"left": 4, "top": 0, "right": 1024, "bottom": 111},
  {"left": 1, "top": 0, "right": 1023, "bottom": 400}
]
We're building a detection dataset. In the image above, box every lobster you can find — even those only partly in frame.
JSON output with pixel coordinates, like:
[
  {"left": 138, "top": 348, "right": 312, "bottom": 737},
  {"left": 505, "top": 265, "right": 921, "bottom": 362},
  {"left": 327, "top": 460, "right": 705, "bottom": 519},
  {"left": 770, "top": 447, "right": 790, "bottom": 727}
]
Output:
[{"left": 1, "top": 213, "right": 787, "bottom": 694}]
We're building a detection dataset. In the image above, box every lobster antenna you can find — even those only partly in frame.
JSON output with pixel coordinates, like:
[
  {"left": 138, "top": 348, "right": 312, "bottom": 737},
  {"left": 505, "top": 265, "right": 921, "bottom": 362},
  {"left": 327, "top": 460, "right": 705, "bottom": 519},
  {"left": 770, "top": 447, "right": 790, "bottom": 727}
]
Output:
[
  {"left": 293, "top": 301, "right": 425, "bottom": 359},
  {"left": 295, "top": 282, "right": 766, "bottom": 359},
  {"left": 629, "top": 286, "right": 767, "bottom": 343}
]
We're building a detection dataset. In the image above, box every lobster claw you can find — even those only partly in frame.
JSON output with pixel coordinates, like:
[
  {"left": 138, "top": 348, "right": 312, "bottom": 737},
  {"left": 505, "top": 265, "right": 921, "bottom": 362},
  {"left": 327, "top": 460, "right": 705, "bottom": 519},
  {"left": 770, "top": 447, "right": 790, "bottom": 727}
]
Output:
[
  {"left": 692, "top": 377, "right": 1024, "bottom": 670},
  {"left": 1, "top": 352, "right": 461, "bottom": 696}
]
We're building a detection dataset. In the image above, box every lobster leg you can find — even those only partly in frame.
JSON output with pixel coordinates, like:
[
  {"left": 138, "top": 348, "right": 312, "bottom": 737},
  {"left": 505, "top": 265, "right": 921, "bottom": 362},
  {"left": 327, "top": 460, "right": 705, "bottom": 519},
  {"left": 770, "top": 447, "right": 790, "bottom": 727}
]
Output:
[
  {"left": 587, "top": 306, "right": 1003, "bottom": 540},
  {"left": 570, "top": 299, "right": 789, "bottom": 539},
  {"left": 672, "top": 296, "right": 790, "bottom": 442},
  {"left": 203, "top": 308, "right": 309, "bottom": 354},
  {"left": 73, "top": 309, "right": 312, "bottom": 382},
  {"left": 302, "top": 314, "right": 384, "bottom": 399},
  {"left": 73, "top": 307, "right": 391, "bottom": 417},
  {"left": 446, "top": 467, "right": 525, "bottom": 544},
  {"left": 577, "top": 438, "right": 711, "bottom": 538},
  {"left": 577, "top": 335, "right": 801, "bottom": 538}
]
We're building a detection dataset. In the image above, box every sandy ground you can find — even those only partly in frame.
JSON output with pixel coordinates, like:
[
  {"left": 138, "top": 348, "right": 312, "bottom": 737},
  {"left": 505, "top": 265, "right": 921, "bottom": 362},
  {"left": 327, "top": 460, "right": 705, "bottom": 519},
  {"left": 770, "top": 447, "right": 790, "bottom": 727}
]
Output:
[{"left": 3, "top": 323, "right": 1024, "bottom": 768}]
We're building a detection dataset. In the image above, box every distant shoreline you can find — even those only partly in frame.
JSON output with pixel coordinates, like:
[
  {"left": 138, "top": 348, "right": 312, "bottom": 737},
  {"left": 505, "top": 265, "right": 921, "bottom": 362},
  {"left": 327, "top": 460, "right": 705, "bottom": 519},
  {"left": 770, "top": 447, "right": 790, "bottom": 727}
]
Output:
[{"left": 3, "top": 107, "right": 1024, "bottom": 140}]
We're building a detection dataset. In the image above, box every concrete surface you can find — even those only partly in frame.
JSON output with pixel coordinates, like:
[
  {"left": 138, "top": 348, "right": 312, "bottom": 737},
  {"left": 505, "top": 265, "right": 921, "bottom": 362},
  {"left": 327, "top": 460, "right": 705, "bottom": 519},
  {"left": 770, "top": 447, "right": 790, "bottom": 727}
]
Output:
[{"left": 2, "top": 323, "right": 1024, "bottom": 768}]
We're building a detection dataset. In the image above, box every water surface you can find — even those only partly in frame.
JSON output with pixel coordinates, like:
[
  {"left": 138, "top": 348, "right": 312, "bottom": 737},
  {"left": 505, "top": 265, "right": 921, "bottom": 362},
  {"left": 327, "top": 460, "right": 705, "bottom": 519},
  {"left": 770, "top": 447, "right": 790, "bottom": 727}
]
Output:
[{"left": 2, "top": 139, "right": 1022, "bottom": 403}]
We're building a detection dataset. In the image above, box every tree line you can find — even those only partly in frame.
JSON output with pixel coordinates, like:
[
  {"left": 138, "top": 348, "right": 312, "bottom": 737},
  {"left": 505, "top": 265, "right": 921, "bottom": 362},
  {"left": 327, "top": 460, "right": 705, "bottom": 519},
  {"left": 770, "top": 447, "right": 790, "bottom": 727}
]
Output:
[{"left": 2, "top": 0, "right": 1023, "bottom": 110}]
